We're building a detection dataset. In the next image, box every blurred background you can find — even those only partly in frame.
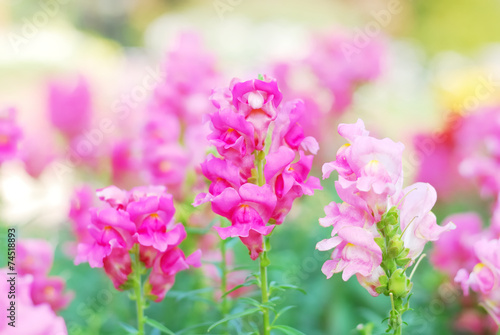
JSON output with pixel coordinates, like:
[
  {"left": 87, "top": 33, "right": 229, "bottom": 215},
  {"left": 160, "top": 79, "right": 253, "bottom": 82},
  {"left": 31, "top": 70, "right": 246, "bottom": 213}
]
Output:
[{"left": 1, "top": 0, "right": 500, "bottom": 334}]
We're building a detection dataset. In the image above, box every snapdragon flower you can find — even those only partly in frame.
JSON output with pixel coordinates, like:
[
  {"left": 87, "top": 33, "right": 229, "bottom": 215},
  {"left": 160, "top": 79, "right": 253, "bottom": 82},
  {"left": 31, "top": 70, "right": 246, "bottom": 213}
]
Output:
[
  {"left": 195, "top": 76, "right": 321, "bottom": 260},
  {"left": 318, "top": 119, "right": 454, "bottom": 334},
  {"left": 74, "top": 185, "right": 201, "bottom": 296}
]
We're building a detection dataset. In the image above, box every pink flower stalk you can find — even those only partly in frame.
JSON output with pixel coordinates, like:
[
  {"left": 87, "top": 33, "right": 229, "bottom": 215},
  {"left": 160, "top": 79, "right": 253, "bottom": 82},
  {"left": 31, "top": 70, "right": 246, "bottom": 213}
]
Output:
[
  {"left": 138, "top": 32, "right": 219, "bottom": 197},
  {"left": 47, "top": 75, "right": 91, "bottom": 138},
  {"left": 318, "top": 119, "right": 454, "bottom": 295},
  {"left": 455, "top": 238, "right": 500, "bottom": 325},
  {"left": 0, "top": 107, "right": 22, "bottom": 163},
  {"left": 74, "top": 185, "right": 201, "bottom": 299},
  {"left": 196, "top": 76, "right": 321, "bottom": 260},
  {"left": 0, "top": 271, "right": 68, "bottom": 334}
]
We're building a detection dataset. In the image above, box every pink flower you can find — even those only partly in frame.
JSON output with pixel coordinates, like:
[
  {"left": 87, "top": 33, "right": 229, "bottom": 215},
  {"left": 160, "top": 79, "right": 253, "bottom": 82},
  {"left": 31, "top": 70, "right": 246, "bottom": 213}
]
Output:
[
  {"left": 145, "top": 248, "right": 202, "bottom": 302},
  {"left": 306, "top": 33, "right": 383, "bottom": 113},
  {"left": 103, "top": 248, "right": 133, "bottom": 290},
  {"left": 265, "top": 146, "right": 321, "bottom": 223},
  {"left": 0, "top": 107, "right": 22, "bottom": 163},
  {"left": 17, "top": 239, "right": 54, "bottom": 277},
  {"left": 323, "top": 119, "right": 404, "bottom": 221},
  {"left": 213, "top": 184, "right": 277, "bottom": 260},
  {"left": 456, "top": 238, "right": 500, "bottom": 296},
  {"left": 75, "top": 185, "right": 201, "bottom": 300},
  {"left": 430, "top": 213, "right": 483, "bottom": 278},
  {"left": 69, "top": 185, "right": 94, "bottom": 244},
  {"left": 317, "top": 224, "right": 382, "bottom": 280},
  {"left": 397, "top": 183, "right": 456, "bottom": 261},
  {"left": 30, "top": 277, "right": 74, "bottom": 312},
  {"left": 75, "top": 208, "right": 135, "bottom": 267},
  {"left": 47, "top": 75, "right": 91, "bottom": 138}
]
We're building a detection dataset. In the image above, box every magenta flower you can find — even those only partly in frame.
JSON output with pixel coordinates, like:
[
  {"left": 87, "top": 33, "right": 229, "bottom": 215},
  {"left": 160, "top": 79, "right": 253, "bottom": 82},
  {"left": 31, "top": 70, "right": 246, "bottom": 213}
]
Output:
[
  {"left": 146, "top": 248, "right": 202, "bottom": 302},
  {"left": 0, "top": 107, "right": 22, "bottom": 163},
  {"left": 213, "top": 184, "right": 277, "bottom": 260},
  {"left": 265, "top": 147, "right": 321, "bottom": 224},
  {"left": 69, "top": 185, "right": 95, "bottom": 245},
  {"left": 103, "top": 248, "right": 133, "bottom": 290},
  {"left": 47, "top": 75, "right": 91, "bottom": 138},
  {"left": 74, "top": 185, "right": 201, "bottom": 301},
  {"left": 30, "top": 277, "right": 74, "bottom": 312},
  {"left": 197, "top": 75, "right": 321, "bottom": 262}
]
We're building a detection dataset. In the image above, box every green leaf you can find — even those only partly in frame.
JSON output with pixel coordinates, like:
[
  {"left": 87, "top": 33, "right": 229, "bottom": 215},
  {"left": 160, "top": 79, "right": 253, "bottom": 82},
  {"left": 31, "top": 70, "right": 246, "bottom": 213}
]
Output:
[
  {"left": 271, "top": 325, "right": 306, "bottom": 335},
  {"left": 239, "top": 297, "right": 263, "bottom": 308},
  {"left": 269, "top": 283, "right": 307, "bottom": 295},
  {"left": 272, "top": 306, "right": 296, "bottom": 325},
  {"left": 221, "top": 279, "right": 258, "bottom": 298},
  {"left": 208, "top": 308, "right": 261, "bottom": 332},
  {"left": 175, "top": 322, "right": 212, "bottom": 334},
  {"left": 118, "top": 322, "right": 138, "bottom": 334},
  {"left": 144, "top": 317, "right": 175, "bottom": 335}
]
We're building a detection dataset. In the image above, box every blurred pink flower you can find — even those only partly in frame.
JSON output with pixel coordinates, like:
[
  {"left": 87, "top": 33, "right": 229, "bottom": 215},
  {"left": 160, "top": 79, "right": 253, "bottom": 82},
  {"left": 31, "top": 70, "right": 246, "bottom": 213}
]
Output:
[
  {"left": 431, "top": 213, "right": 483, "bottom": 278},
  {"left": 0, "top": 271, "right": 68, "bottom": 335},
  {"left": 455, "top": 238, "right": 500, "bottom": 326},
  {"left": 17, "top": 239, "right": 54, "bottom": 277},
  {"left": 30, "top": 276, "right": 74, "bottom": 312},
  {"left": 69, "top": 185, "right": 95, "bottom": 245},
  {"left": 0, "top": 107, "right": 22, "bottom": 163},
  {"left": 47, "top": 75, "right": 91, "bottom": 138},
  {"left": 305, "top": 32, "right": 384, "bottom": 114}
]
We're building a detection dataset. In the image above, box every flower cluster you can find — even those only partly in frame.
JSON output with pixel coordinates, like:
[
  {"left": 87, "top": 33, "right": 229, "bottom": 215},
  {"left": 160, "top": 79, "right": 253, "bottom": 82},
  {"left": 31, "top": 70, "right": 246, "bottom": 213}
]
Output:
[
  {"left": 317, "top": 119, "right": 455, "bottom": 295},
  {"left": 195, "top": 76, "right": 321, "bottom": 260},
  {"left": 1, "top": 239, "right": 72, "bottom": 334},
  {"left": 74, "top": 185, "right": 201, "bottom": 301},
  {"left": 0, "top": 107, "right": 22, "bottom": 164}
]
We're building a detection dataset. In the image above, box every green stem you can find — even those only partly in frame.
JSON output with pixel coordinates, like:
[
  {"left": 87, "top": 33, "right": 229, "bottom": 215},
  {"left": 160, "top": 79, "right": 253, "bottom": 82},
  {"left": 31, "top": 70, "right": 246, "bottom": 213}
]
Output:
[
  {"left": 259, "top": 248, "right": 270, "bottom": 335},
  {"left": 133, "top": 245, "right": 145, "bottom": 335},
  {"left": 255, "top": 149, "right": 270, "bottom": 335},
  {"left": 220, "top": 239, "right": 230, "bottom": 335}
]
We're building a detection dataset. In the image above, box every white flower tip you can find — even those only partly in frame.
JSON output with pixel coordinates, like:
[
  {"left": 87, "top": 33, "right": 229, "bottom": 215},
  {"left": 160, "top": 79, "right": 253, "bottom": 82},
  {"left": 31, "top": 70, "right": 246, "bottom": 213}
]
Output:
[{"left": 248, "top": 92, "right": 264, "bottom": 109}]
